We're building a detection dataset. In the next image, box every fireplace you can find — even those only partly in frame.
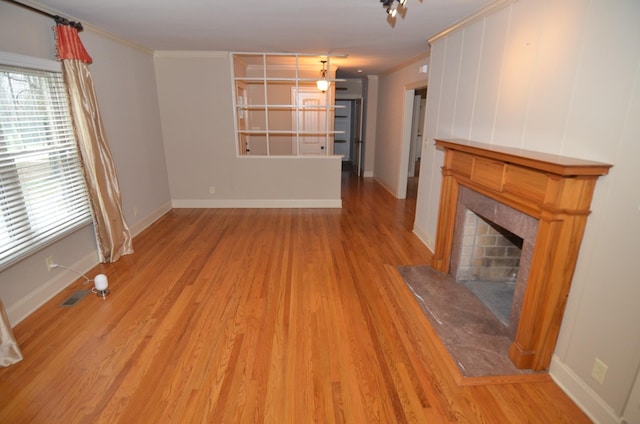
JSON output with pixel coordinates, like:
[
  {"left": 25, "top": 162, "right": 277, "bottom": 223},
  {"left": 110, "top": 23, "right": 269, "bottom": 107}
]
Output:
[{"left": 433, "top": 139, "right": 611, "bottom": 370}]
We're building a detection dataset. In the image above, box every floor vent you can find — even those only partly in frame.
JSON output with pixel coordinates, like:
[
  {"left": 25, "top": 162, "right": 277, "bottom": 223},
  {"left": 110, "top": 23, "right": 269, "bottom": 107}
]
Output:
[{"left": 60, "top": 290, "right": 90, "bottom": 307}]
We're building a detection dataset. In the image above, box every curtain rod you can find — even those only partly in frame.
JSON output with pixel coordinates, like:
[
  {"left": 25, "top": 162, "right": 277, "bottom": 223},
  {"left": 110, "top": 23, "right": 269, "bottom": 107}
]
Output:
[{"left": 3, "top": 0, "right": 84, "bottom": 31}]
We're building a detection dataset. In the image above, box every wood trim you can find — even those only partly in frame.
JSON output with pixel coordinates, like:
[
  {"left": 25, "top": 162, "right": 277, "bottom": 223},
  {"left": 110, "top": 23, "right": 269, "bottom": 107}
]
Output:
[
  {"left": 436, "top": 139, "right": 612, "bottom": 176},
  {"left": 433, "top": 139, "right": 611, "bottom": 371}
]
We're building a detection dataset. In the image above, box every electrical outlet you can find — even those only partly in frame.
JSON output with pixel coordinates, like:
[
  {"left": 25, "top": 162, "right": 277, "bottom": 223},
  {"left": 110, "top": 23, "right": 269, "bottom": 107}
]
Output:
[
  {"left": 592, "top": 357, "right": 608, "bottom": 384},
  {"left": 45, "top": 256, "right": 55, "bottom": 271},
  {"left": 209, "top": 186, "right": 216, "bottom": 194},
  {"left": 133, "top": 206, "right": 139, "bottom": 216},
  {"left": 426, "top": 238, "right": 434, "bottom": 250}
]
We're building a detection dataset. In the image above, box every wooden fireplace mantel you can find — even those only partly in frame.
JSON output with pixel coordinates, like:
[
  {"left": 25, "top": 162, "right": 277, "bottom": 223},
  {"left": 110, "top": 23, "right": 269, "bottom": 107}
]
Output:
[{"left": 433, "top": 139, "right": 612, "bottom": 371}]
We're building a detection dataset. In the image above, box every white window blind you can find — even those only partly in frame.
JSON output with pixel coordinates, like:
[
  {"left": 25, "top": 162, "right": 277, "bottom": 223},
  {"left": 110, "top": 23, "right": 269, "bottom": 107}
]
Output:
[{"left": 0, "top": 53, "right": 91, "bottom": 271}]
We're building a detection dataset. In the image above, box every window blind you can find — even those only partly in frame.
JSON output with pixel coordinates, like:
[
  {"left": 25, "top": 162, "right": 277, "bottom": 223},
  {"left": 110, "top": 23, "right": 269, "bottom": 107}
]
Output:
[{"left": 0, "top": 56, "right": 91, "bottom": 271}]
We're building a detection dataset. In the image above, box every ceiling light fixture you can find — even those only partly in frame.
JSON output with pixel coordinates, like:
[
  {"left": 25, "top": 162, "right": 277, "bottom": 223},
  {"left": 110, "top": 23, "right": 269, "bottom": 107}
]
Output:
[
  {"left": 380, "top": 0, "right": 409, "bottom": 22},
  {"left": 316, "top": 60, "right": 330, "bottom": 93}
]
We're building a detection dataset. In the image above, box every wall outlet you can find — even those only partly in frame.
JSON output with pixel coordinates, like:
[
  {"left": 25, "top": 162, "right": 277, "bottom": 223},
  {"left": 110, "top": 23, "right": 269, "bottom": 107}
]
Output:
[
  {"left": 426, "top": 238, "right": 434, "bottom": 250},
  {"left": 209, "top": 186, "right": 216, "bottom": 194},
  {"left": 45, "top": 256, "right": 55, "bottom": 271},
  {"left": 133, "top": 206, "right": 139, "bottom": 216},
  {"left": 592, "top": 357, "right": 608, "bottom": 384}
]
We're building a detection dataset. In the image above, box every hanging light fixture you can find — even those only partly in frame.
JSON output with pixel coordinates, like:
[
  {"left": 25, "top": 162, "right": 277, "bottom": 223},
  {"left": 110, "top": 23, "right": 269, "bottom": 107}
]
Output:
[
  {"left": 380, "top": 0, "right": 409, "bottom": 21},
  {"left": 316, "top": 60, "right": 330, "bottom": 93}
]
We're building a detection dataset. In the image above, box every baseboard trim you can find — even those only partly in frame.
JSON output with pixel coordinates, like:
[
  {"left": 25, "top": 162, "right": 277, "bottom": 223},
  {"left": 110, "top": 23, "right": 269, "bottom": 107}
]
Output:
[
  {"left": 130, "top": 201, "right": 172, "bottom": 236},
  {"left": 7, "top": 205, "right": 171, "bottom": 326},
  {"left": 412, "top": 226, "right": 435, "bottom": 252},
  {"left": 550, "top": 355, "right": 622, "bottom": 424},
  {"left": 374, "top": 178, "right": 399, "bottom": 199},
  {"left": 171, "top": 199, "right": 343, "bottom": 209},
  {"left": 7, "top": 251, "right": 99, "bottom": 326}
]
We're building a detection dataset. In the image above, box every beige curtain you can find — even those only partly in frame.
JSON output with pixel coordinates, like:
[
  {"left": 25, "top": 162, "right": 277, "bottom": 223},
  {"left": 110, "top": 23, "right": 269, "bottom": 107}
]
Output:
[
  {"left": 55, "top": 25, "right": 133, "bottom": 262},
  {"left": 0, "top": 298, "right": 22, "bottom": 367}
]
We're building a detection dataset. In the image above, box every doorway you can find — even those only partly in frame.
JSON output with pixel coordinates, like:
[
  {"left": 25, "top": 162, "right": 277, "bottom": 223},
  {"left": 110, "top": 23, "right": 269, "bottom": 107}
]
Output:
[
  {"left": 407, "top": 88, "right": 426, "bottom": 199},
  {"left": 293, "top": 87, "right": 330, "bottom": 155},
  {"left": 334, "top": 98, "right": 364, "bottom": 174},
  {"left": 398, "top": 85, "right": 427, "bottom": 199}
]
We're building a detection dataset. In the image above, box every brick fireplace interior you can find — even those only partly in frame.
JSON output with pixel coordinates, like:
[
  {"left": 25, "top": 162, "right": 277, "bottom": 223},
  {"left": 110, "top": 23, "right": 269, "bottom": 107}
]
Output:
[{"left": 449, "top": 187, "right": 539, "bottom": 338}]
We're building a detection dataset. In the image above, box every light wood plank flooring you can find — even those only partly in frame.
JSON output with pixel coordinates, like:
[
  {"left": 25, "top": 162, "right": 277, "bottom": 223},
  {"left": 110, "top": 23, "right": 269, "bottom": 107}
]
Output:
[{"left": 0, "top": 173, "right": 591, "bottom": 423}]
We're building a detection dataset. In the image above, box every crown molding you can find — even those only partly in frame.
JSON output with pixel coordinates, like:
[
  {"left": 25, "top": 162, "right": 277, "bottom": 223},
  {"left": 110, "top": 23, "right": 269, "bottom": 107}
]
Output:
[
  {"left": 16, "top": 0, "right": 153, "bottom": 54},
  {"left": 154, "top": 51, "right": 229, "bottom": 59},
  {"left": 379, "top": 50, "right": 430, "bottom": 78},
  {"left": 427, "top": 0, "right": 518, "bottom": 45}
]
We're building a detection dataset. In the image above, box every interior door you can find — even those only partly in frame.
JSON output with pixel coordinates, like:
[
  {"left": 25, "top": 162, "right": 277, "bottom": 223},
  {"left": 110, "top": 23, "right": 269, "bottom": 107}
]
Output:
[
  {"left": 294, "top": 88, "right": 329, "bottom": 155},
  {"left": 353, "top": 98, "right": 364, "bottom": 176}
]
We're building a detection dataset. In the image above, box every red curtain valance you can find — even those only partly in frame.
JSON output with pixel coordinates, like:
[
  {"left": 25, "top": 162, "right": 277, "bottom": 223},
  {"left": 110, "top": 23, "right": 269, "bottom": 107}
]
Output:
[{"left": 55, "top": 25, "right": 92, "bottom": 64}]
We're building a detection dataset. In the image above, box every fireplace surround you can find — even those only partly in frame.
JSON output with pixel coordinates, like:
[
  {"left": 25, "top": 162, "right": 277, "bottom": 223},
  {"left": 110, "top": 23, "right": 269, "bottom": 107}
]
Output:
[{"left": 432, "top": 139, "right": 611, "bottom": 370}]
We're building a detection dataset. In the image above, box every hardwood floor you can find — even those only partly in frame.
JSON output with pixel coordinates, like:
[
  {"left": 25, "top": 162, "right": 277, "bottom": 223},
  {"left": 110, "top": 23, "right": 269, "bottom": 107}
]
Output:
[{"left": 0, "top": 173, "right": 590, "bottom": 423}]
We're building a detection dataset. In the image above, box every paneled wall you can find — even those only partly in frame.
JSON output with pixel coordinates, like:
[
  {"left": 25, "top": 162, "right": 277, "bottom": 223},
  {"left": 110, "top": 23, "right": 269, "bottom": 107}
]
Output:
[{"left": 413, "top": 0, "right": 640, "bottom": 421}]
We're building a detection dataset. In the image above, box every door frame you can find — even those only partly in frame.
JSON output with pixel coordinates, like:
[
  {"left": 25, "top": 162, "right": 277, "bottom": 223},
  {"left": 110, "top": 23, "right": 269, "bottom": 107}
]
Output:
[
  {"left": 397, "top": 81, "right": 428, "bottom": 198},
  {"left": 336, "top": 94, "right": 364, "bottom": 175}
]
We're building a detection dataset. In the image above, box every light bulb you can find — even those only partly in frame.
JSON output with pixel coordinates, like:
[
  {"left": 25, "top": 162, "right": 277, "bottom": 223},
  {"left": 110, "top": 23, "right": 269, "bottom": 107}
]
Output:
[
  {"left": 316, "top": 79, "right": 330, "bottom": 92},
  {"left": 93, "top": 273, "right": 110, "bottom": 298}
]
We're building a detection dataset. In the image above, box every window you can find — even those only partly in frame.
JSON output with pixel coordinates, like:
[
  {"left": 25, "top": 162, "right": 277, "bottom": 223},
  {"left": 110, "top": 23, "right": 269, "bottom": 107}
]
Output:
[
  {"left": 231, "top": 53, "right": 344, "bottom": 156},
  {"left": 0, "top": 52, "right": 91, "bottom": 270}
]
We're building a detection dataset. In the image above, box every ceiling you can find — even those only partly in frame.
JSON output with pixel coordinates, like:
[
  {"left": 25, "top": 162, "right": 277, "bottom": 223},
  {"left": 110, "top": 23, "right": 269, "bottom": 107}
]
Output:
[{"left": 26, "top": 0, "right": 492, "bottom": 77}]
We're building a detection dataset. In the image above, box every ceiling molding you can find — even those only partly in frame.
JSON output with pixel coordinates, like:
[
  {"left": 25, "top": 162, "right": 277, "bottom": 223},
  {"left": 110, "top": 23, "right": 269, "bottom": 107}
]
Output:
[
  {"left": 427, "top": 0, "right": 518, "bottom": 45},
  {"left": 379, "top": 51, "right": 430, "bottom": 78},
  {"left": 17, "top": 0, "right": 153, "bottom": 54},
  {"left": 83, "top": 23, "right": 153, "bottom": 54},
  {"left": 154, "top": 51, "right": 228, "bottom": 59}
]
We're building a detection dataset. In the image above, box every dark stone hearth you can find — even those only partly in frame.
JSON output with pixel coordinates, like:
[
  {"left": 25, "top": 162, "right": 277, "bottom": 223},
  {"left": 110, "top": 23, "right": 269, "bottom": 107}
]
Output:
[{"left": 398, "top": 265, "right": 542, "bottom": 378}]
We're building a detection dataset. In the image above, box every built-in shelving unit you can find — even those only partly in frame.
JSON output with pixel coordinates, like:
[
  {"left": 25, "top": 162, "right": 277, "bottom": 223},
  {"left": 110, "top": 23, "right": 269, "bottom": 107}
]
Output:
[{"left": 231, "top": 53, "right": 345, "bottom": 156}]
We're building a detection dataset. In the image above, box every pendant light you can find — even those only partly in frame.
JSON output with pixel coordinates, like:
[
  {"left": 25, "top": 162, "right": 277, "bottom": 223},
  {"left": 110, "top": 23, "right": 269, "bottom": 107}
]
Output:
[{"left": 316, "top": 60, "right": 330, "bottom": 93}]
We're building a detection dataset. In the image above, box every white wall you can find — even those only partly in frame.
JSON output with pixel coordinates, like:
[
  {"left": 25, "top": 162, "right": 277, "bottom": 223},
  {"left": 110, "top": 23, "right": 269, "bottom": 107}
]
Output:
[
  {"left": 413, "top": 0, "right": 640, "bottom": 422},
  {"left": 154, "top": 52, "right": 342, "bottom": 208},
  {"left": 0, "top": 2, "right": 171, "bottom": 324},
  {"left": 374, "top": 55, "right": 429, "bottom": 197}
]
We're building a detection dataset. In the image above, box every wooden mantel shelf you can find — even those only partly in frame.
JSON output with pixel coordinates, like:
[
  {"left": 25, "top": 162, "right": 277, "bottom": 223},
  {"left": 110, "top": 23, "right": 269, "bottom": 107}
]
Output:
[
  {"left": 433, "top": 138, "right": 612, "bottom": 371},
  {"left": 436, "top": 139, "right": 612, "bottom": 177}
]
